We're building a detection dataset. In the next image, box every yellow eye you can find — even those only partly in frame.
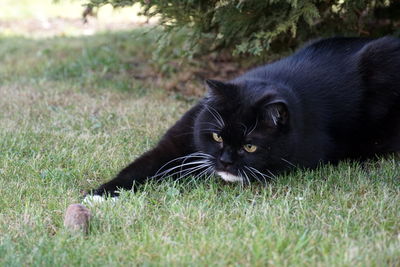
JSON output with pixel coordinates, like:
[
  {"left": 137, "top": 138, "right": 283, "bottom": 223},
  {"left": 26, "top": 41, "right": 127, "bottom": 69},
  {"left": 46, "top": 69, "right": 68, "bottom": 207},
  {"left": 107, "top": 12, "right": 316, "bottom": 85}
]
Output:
[
  {"left": 212, "top": 132, "right": 223, "bottom": 143},
  {"left": 243, "top": 144, "right": 257, "bottom": 153}
]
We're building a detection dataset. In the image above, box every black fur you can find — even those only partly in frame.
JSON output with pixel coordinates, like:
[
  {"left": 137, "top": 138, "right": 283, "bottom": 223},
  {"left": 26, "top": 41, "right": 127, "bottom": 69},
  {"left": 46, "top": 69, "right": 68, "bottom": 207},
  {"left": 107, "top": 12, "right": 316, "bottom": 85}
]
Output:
[{"left": 89, "top": 36, "right": 400, "bottom": 197}]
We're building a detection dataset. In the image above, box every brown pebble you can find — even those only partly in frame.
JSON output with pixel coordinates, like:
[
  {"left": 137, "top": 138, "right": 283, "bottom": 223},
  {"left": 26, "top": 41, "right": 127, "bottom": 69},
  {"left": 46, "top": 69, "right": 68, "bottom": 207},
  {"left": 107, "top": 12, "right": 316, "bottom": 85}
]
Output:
[{"left": 64, "top": 204, "right": 91, "bottom": 234}]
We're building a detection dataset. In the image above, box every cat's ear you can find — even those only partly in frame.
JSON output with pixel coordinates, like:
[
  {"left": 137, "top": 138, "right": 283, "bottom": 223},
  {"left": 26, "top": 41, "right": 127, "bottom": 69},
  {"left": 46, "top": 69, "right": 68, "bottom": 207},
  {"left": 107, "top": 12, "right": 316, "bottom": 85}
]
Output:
[
  {"left": 263, "top": 101, "right": 289, "bottom": 127},
  {"left": 205, "top": 79, "right": 231, "bottom": 99},
  {"left": 256, "top": 94, "right": 289, "bottom": 127}
]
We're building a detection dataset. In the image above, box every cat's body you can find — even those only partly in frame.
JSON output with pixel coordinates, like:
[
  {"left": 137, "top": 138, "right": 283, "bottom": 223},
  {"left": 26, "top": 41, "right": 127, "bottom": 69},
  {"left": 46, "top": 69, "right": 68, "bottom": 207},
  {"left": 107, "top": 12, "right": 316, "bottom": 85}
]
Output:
[{"left": 89, "top": 36, "right": 400, "bottom": 197}]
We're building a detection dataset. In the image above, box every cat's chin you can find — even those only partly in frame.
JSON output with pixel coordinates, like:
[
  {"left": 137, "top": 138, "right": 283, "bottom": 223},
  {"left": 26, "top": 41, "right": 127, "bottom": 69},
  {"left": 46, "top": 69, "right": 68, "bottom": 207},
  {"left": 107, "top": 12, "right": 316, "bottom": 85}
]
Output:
[{"left": 216, "top": 171, "right": 243, "bottom": 182}]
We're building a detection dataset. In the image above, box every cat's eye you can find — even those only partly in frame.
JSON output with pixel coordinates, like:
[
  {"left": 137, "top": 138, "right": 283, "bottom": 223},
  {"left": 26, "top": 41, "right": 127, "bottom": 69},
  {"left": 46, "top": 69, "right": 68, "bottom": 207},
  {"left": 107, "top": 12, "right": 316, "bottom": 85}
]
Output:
[
  {"left": 243, "top": 144, "right": 257, "bottom": 153},
  {"left": 212, "top": 132, "right": 223, "bottom": 143}
]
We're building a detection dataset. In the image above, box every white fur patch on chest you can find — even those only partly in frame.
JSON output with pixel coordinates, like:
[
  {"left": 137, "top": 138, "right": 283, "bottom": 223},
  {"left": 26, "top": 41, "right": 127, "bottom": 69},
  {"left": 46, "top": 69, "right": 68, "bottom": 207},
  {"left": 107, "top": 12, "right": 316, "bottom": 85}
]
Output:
[{"left": 216, "top": 171, "right": 243, "bottom": 182}]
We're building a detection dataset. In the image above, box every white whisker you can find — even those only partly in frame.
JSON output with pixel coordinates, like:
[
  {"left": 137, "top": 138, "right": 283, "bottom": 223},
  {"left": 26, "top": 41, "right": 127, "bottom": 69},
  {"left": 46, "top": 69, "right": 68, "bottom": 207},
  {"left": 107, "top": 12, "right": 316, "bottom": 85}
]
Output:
[
  {"left": 262, "top": 168, "right": 278, "bottom": 181},
  {"left": 247, "top": 166, "right": 275, "bottom": 183},
  {"left": 238, "top": 170, "right": 244, "bottom": 187},
  {"left": 150, "top": 150, "right": 215, "bottom": 185},
  {"left": 186, "top": 166, "right": 214, "bottom": 187},
  {"left": 207, "top": 105, "right": 225, "bottom": 125},
  {"left": 239, "top": 123, "right": 248, "bottom": 136},
  {"left": 154, "top": 160, "right": 211, "bottom": 179},
  {"left": 155, "top": 152, "right": 213, "bottom": 176},
  {"left": 198, "top": 122, "right": 222, "bottom": 130},
  {"left": 197, "top": 166, "right": 213, "bottom": 178},
  {"left": 247, "top": 117, "right": 259, "bottom": 136},
  {"left": 244, "top": 166, "right": 263, "bottom": 184},
  {"left": 204, "top": 171, "right": 215, "bottom": 183},
  {"left": 242, "top": 169, "right": 251, "bottom": 185},
  {"left": 204, "top": 105, "right": 225, "bottom": 128},
  {"left": 173, "top": 163, "right": 211, "bottom": 182},
  {"left": 280, "top": 157, "right": 296, "bottom": 168}
]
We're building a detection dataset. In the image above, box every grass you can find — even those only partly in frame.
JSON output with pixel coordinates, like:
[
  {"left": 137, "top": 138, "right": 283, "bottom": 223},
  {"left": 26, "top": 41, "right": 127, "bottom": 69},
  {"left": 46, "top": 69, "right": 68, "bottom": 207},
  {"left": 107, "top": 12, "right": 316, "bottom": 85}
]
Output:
[{"left": 1, "top": 3, "right": 400, "bottom": 266}]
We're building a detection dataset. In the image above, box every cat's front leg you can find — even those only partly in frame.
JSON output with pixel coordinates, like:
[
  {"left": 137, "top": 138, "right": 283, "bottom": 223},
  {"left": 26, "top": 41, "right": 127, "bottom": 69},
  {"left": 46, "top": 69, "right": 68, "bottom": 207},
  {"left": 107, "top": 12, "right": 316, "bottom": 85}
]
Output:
[
  {"left": 89, "top": 145, "right": 193, "bottom": 197},
  {"left": 86, "top": 103, "right": 203, "bottom": 197}
]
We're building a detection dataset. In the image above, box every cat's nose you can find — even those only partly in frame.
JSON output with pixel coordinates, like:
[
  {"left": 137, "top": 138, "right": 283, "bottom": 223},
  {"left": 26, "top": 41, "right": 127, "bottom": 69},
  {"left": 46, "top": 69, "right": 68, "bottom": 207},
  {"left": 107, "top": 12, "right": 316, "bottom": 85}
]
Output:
[{"left": 219, "top": 151, "right": 234, "bottom": 167}]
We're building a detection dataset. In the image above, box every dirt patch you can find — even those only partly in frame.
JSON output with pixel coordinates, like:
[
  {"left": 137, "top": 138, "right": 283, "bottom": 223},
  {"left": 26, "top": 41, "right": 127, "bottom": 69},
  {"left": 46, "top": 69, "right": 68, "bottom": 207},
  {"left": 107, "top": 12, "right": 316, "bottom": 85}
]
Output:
[{"left": 128, "top": 52, "right": 249, "bottom": 98}]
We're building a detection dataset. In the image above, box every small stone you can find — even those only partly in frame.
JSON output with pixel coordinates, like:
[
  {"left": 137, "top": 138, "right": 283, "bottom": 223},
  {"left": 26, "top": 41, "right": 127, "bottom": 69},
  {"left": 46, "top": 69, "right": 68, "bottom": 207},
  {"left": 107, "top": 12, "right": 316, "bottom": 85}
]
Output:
[{"left": 64, "top": 204, "right": 91, "bottom": 234}]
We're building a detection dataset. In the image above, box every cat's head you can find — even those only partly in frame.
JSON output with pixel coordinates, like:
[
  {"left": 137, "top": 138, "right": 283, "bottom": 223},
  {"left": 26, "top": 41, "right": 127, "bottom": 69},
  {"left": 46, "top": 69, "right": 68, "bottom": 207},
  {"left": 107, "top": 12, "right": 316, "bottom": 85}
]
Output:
[{"left": 193, "top": 79, "right": 295, "bottom": 183}]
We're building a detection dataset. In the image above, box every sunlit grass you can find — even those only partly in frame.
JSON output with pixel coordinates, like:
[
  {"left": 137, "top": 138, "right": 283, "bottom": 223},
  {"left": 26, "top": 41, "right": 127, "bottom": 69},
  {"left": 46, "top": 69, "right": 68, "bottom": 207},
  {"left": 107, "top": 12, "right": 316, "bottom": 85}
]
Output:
[
  {"left": 0, "top": 0, "right": 145, "bottom": 20},
  {"left": 0, "top": 0, "right": 154, "bottom": 37}
]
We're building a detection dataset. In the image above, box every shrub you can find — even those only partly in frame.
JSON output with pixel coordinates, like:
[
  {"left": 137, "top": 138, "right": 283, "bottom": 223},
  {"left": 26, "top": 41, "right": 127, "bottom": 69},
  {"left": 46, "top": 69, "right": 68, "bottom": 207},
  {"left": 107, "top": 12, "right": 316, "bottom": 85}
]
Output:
[{"left": 85, "top": 0, "right": 400, "bottom": 57}]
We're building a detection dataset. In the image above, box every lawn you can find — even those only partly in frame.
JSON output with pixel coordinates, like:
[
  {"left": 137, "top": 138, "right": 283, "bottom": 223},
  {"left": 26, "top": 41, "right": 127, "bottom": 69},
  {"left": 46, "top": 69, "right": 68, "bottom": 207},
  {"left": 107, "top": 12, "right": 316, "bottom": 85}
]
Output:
[{"left": 1, "top": 2, "right": 400, "bottom": 266}]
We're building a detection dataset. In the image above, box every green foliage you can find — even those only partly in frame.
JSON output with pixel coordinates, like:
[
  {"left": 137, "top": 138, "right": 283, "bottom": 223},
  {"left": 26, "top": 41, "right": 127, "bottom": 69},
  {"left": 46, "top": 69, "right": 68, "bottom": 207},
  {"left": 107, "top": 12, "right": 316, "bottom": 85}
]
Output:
[{"left": 85, "top": 0, "right": 400, "bottom": 56}]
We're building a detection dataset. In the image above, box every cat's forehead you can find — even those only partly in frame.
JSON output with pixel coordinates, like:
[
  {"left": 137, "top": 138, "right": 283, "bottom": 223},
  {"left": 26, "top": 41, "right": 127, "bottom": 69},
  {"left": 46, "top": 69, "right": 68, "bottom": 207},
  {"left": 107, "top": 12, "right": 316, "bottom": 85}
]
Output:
[
  {"left": 212, "top": 103, "right": 254, "bottom": 124},
  {"left": 204, "top": 104, "right": 258, "bottom": 134}
]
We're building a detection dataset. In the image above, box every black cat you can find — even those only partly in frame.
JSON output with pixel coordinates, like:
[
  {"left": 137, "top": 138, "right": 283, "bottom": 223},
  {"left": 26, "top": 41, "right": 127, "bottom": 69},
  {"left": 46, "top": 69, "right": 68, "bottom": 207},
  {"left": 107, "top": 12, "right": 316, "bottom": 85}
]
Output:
[{"left": 88, "top": 36, "right": 400, "bottom": 197}]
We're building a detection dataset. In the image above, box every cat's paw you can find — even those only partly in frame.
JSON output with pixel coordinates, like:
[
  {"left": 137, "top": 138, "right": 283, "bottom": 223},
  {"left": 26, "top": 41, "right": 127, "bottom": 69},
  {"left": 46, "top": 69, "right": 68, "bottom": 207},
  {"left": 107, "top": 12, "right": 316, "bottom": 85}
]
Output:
[
  {"left": 82, "top": 194, "right": 118, "bottom": 206},
  {"left": 84, "top": 186, "right": 120, "bottom": 198},
  {"left": 82, "top": 187, "right": 120, "bottom": 206}
]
